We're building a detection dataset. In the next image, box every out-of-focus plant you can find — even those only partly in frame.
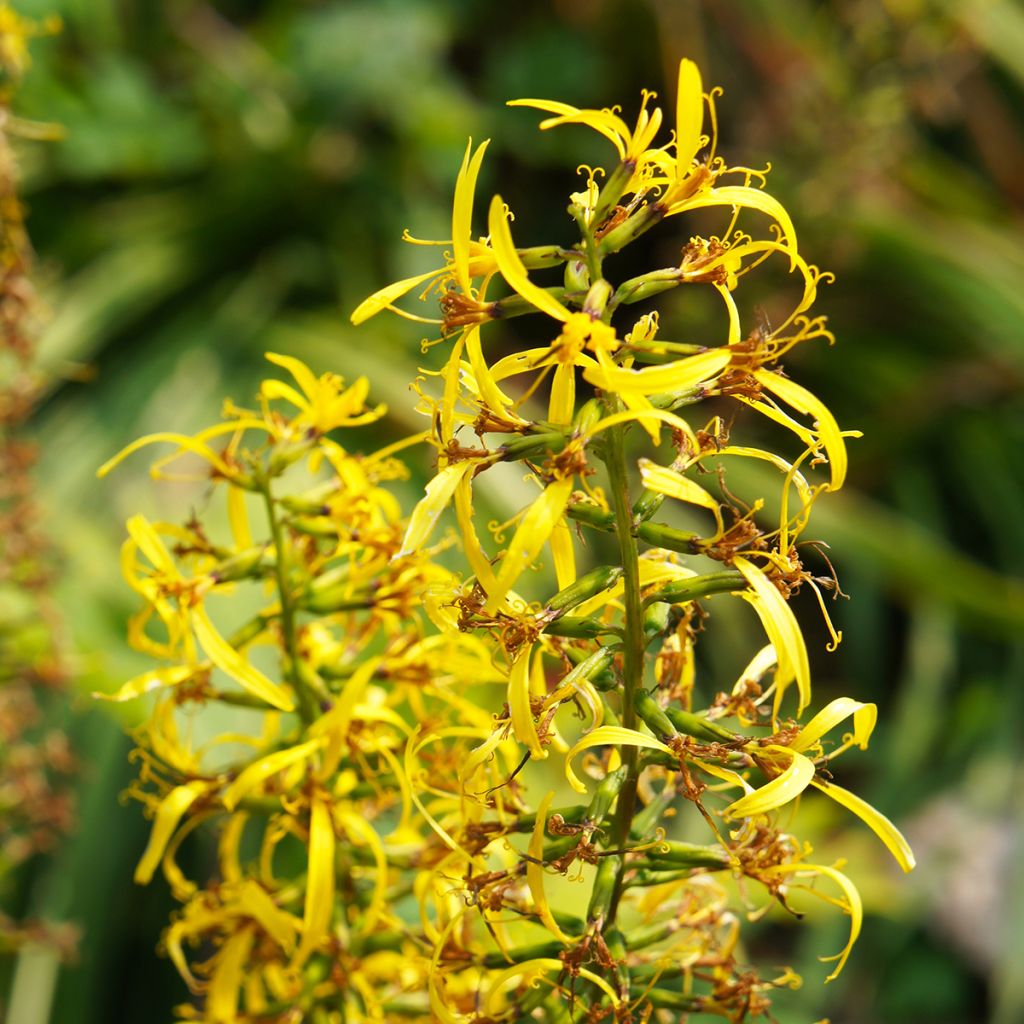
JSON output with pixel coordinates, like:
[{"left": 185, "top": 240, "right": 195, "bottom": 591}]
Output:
[
  {"left": 0, "top": 3, "right": 76, "bottom": 963},
  {"left": 102, "top": 58, "right": 914, "bottom": 1021}
]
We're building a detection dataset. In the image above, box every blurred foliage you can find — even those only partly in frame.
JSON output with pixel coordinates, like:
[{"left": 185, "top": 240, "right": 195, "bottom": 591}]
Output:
[{"left": 3, "top": 0, "right": 1021, "bottom": 1022}]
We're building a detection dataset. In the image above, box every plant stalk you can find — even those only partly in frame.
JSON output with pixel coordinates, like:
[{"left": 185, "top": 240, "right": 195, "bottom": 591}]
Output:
[{"left": 601, "top": 415, "right": 646, "bottom": 926}]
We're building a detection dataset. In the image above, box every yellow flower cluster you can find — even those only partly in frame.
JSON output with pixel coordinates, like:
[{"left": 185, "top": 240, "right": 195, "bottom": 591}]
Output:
[{"left": 103, "top": 60, "right": 915, "bottom": 1022}]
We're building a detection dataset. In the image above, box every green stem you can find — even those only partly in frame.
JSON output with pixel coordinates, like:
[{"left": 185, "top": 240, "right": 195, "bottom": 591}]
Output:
[
  {"left": 261, "top": 477, "right": 317, "bottom": 726},
  {"left": 601, "top": 416, "right": 645, "bottom": 926}
]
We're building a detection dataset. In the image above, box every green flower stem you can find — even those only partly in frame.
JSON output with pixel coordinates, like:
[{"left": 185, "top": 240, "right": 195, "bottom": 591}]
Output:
[
  {"left": 260, "top": 477, "right": 318, "bottom": 726},
  {"left": 600, "top": 416, "right": 646, "bottom": 927}
]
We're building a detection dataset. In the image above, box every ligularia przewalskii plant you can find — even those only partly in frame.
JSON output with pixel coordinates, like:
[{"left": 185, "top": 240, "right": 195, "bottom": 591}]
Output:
[{"left": 100, "top": 59, "right": 914, "bottom": 1022}]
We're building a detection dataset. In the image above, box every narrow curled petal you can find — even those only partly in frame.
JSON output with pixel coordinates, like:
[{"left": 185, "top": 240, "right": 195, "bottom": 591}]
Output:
[
  {"left": 583, "top": 348, "right": 729, "bottom": 397},
  {"left": 724, "top": 745, "right": 815, "bottom": 819},
  {"left": 349, "top": 267, "right": 444, "bottom": 325},
  {"left": 790, "top": 697, "right": 877, "bottom": 754},
  {"left": 193, "top": 605, "right": 295, "bottom": 712},
  {"left": 488, "top": 194, "right": 569, "bottom": 322},
  {"left": 453, "top": 139, "right": 490, "bottom": 294},
  {"left": 527, "top": 791, "right": 572, "bottom": 943},
  {"left": 564, "top": 726, "right": 672, "bottom": 794},
  {"left": 754, "top": 369, "right": 849, "bottom": 490},
  {"left": 236, "top": 878, "right": 299, "bottom": 953},
  {"left": 811, "top": 779, "right": 916, "bottom": 872},
  {"left": 221, "top": 737, "right": 326, "bottom": 811},
  {"left": 292, "top": 794, "right": 336, "bottom": 967},
  {"left": 639, "top": 458, "right": 723, "bottom": 535},
  {"left": 464, "top": 326, "right": 525, "bottom": 425},
  {"left": 549, "top": 517, "right": 576, "bottom": 591},
  {"left": 337, "top": 810, "right": 389, "bottom": 933},
  {"left": 398, "top": 462, "right": 474, "bottom": 557},
  {"left": 135, "top": 780, "right": 211, "bottom": 884},
  {"left": 734, "top": 556, "right": 810, "bottom": 715},
  {"left": 98, "top": 431, "right": 236, "bottom": 479},
  {"left": 766, "top": 862, "right": 862, "bottom": 982},
  {"left": 669, "top": 185, "right": 798, "bottom": 256},
  {"left": 675, "top": 58, "right": 704, "bottom": 173},
  {"left": 509, "top": 646, "right": 546, "bottom": 760},
  {"left": 93, "top": 665, "right": 195, "bottom": 702},
  {"left": 484, "top": 958, "right": 620, "bottom": 1015},
  {"left": 485, "top": 476, "right": 575, "bottom": 614},
  {"left": 207, "top": 926, "right": 255, "bottom": 1023}
]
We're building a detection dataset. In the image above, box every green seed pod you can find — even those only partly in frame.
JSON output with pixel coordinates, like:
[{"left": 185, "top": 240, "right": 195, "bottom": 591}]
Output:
[
  {"left": 587, "top": 765, "right": 628, "bottom": 823},
  {"left": 634, "top": 690, "right": 676, "bottom": 743},
  {"left": 499, "top": 431, "right": 566, "bottom": 461},
  {"left": 664, "top": 706, "right": 738, "bottom": 744},
  {"left": 542, "top": 615, "right": 609, "bottom": 639},
  {"left": 644, "top": 840, "right": 731, "bottom": 870},
  {"left": 587, "top": 854, "right": 621, "bottom": 924},
  {"left": 644, "top": 570, "right": 744, "bottom": 606},
  {"left": 546, "top": 564, "right": 624, "bottom": 614}
]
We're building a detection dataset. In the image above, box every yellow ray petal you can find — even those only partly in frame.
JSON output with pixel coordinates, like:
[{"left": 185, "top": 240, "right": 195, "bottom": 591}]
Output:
[
  {"left": 753, "top": 369, "right": 849, "bottom": 490},
  {"left": 669, "top": 184, "right": 798, "bottom": 256},
  {"left": 639, "top": 458, "right": 723, "bottom": 535},
  {"left": 485, "top": 476, "right": 575, "bottom": 615},
  {"left": 527, "top": 791, "right": 572, "bottom": 943},
  {"left": 292, "top": 794, "right": 336, "bottom": 967},
  {"left": 349, "top": 267, "right": 444, "bottom": 325},
  {"left": 810, "top": 779, "right": 916, "bottom": 872},
  {"left": 226, "top": 485, "right": 253, "bottom": 550},
  {"left": 454, "top": 471, "right": 500, "bottom": 596},
  {"left": 488, "top": 194, "right": 569, "bottom": 322},
  {"left": 98, "top": 431, "right": 236, "bottom": 479},
  {"left": 207, "top": 926, "right": 255, "bottom": 1023},
  {"left": 93, "top": 665, "right": 195, "bottom": 703},
  {"left": 583, "top": 347, "right": 729, "bottom": 397},
  {"left": 549, "top": 517, "right": 576, "bottom": 591},
  {"left": 464, "top": 325, "right": 524, "bottom": 425},
  {"left": 264, "top": 351, "right": 321, "bottom": 402},
  {"left": 135, "top": 780, "right": 211, "bottom": 884},
  {"left": 675, "top": 58, "right": 704, "bottom": 173},
  {"left": 767, "top": 862, "right": 862, "bottom": 982},
  {"left": 192, "top": 605, "right": 295, "bottom": 712},
  {"left": 564, "top": 726, "right": 672, "bottom": 794},
  {"left": 236, "top": 878, "right": 299, "bottom": 953},
  {"left": 790, "top": 697, "right": 877, "bottom": 755},
  {"left": 338, "top": 810, "right": 389, "bottom": 933},
  {"left": 723, "top": 745, "right": 815, "bottom": 819},
  {"left": 221, "top": 737, "right": 326, "bottom": 811},
  {"left": 484, "top": 958, "right": 620, "bottom": 1015},
  {"left": 398, "top": 462, "right": 474, "bottom": 558},
  {"left": 734, "top": 556, "right": 810, "bottom": 715},
  {"left": 509, "top": 646, "right": 546, "bottom": 760},
  {"left": 453, "top": 138, "right": 490, "bottom": 294}
]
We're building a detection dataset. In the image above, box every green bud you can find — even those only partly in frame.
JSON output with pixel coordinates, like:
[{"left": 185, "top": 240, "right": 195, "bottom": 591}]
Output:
[
  {"left": 211, "top": 544, "right": 271, "bottom": 583},
  {"left": 563, "top": 256, "right": 590, "bottom": 295},
  {"left": 587, "top": 854, "right": 621, "bottom": 924},
  {"left": 632, "top": 487, "right": 665, "bottom": 522},
  {"left": 642, "top": 601, "right": 671, "bottom": 639},
  {"left": 573, "top": 398, "right": 603, "bottom": 435}
]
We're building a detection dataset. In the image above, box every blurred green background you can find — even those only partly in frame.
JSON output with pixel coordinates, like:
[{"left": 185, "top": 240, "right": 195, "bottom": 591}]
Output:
[{"left": 3, "top": 0, "right": 1023, "bottom": 1021}]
